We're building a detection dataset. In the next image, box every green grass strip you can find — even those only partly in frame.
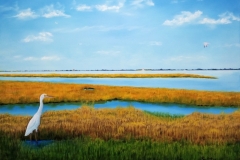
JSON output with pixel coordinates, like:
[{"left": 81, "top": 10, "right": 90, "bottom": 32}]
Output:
[
  {"left": 1, "top": 134, "right": 239, "bottom": 160},
  {"left": 143, "top": 110, "right": 185, "bottom": 119}
]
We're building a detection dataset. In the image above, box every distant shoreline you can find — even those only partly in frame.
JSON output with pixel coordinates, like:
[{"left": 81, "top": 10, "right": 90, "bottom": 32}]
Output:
[
  {"left": 0, "top": 73, "right": 216, "bottom": 79},
  {"left": 0, "top": 68, "right": 240, "bottom": 73}
]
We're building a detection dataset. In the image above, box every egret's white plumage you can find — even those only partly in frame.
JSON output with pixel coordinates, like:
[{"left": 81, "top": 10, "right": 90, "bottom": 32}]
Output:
[{"left": 25, "top": 94, "right": 53, "bottom": 138}]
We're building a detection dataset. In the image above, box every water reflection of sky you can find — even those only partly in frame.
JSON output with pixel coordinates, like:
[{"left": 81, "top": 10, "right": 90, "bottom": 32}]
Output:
[
  {"left": 0, "top": 71, "right": 239, "bottom": 116},
  {"left": 0, "top": 101, "right": 238, "bottom": 116},
  {"left": 0, "top": 70, "right": 239, "bottom": 91}
]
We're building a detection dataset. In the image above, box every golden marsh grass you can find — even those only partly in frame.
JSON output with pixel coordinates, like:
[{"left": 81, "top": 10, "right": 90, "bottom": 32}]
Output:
[
  {"left": 0, "top": 81, "right": 239, "bottom": 106},
  {"left": 1, "top": 106, "right": 240, "bottom": 145}
]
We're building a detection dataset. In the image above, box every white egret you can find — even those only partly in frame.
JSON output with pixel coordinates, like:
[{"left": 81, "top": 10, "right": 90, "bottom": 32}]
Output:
[
  {"left": 25, "top": 93, "right": 53, "bottom": 142},
  {"left": 203, "top": 42, "right": 209, "bottom": 48}
]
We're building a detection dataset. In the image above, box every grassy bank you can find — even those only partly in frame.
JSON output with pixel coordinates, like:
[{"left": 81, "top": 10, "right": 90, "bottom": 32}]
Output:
[
  {"left": 0, "top": 81, "right": 239, "bottom": 106},
  {"left": 1, "top": 107, "right": 240, "bottom": 159},
  {"left": 1, "top": 106, "right": 240, "bottom": 144},
  {"left": 0, "top": 73, "right": 216, "bottom": 79},
  {"left": 1, "top": 134, "right": 240, "bottom": 160}
]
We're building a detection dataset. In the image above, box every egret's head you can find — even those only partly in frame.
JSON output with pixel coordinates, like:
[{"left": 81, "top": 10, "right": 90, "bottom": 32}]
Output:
[{"left": 40, "top": 93, "right": 54, "bottom": 100}]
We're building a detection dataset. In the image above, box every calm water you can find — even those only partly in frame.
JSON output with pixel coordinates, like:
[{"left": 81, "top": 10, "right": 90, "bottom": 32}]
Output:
[
  {"left": 0, "top": 100, "right": 238, "bottom": 116},
  {"left": 0, "top": 70, "right": 239, "bottom": 91},
  {"left": 0, "top": 71, "right": 239, "bottom": 116}
]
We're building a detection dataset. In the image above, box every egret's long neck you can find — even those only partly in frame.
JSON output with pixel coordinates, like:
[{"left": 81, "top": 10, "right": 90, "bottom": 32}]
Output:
[{"left": 37, "top": 98, "right": 44, "bottom": 115}]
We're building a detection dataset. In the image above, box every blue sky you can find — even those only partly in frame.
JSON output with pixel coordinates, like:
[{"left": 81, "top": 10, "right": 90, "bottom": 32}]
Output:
[{"left": 0, "top": 0, "right": 239, "bottom": 70}]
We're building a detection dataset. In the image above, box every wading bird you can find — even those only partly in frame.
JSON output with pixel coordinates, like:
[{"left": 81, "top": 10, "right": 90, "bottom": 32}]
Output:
[
  {"left": 25, "top": 94, "right": 53, "bottom": 142},
  {"left": 203, "top": 42, "right": 209, "bottom": 48}
]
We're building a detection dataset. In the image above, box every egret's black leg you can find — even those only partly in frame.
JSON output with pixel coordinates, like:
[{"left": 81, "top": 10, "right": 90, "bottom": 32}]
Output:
[
  {"left": 30, "top": 133, "right": 32, "bottom": 141},
  {"left": 35, "top": 130, "right": 38, "bottom": 143}
]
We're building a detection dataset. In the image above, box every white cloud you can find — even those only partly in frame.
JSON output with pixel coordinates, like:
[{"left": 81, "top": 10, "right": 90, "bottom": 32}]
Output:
[
  {"left": 199, "top": 12, "right": 240, "bottom": 25},
  {"left": 95, "top": 3, "right": 124, "bottom": 12},
  {"left": 41, "top": 56, "right": 61, "bottom": 61},
  {"left": 146, "top": 0, "right": 154, "bottom": 6},
  {"left": 42, "top": 5, "right": 70, "bottom": 18},
  {"left": 14, "top": 8, "right": 38, "bottom": 19},
  {"left": 131, "top": 0, "right": 154, "bottom": 7},
  {"left": 149, "top": 41, "right": 162, "bottom": 46},
  {"left": 199, "top": 17, "right": 231, "bottom": 25},
  {"left": 220, "top": 12, "right": 240, "bottom": 21},
  {"left": 24, "top": 57, "right": 37, "bottom": 61},
  {"left": 163, "top": 11, "right": 240, "bottom": 26},
  {"left": 43, "top": 10, "right": 70, "bottom": 18},
  {"left": 76, "top": 5, "right": 92, "bottom": 11},
  {"left": 23, "top": 56, "right": 60, "bottom": 61},
  {"left": 75, "top": 1, "right": 154, "bottom": 12},
  {"left": 163, "top": 10, "right": 202, "bottom": 26},
  {"left": 22, "top": 32, "right": 53, "bottom": 42},
  {"left": 13, "top": 4, "right": 71, "bottom": 19}
]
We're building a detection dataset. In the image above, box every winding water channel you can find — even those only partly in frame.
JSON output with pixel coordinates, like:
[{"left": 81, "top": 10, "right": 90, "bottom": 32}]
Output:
[
  {"left": 0, "top": 70, "right": 239, "bottom": 115},
  {"left": 0, "top": 100, "right": 238, "bottom": 116}
]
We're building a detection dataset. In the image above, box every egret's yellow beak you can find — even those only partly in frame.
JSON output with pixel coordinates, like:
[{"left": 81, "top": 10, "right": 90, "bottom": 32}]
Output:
[{"left": 46, "top": 95, "right": 54, "bottom": 98}]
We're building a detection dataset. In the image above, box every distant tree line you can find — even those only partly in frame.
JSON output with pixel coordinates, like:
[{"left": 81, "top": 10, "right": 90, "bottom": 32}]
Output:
[{"left": 0, "top": 68, "right": 240, "bottom": 72}]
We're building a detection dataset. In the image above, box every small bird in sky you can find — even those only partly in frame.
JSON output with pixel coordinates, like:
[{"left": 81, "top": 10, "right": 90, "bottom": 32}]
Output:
[{"left": 203, "top": 42, "right": 209, "bottom": 48}]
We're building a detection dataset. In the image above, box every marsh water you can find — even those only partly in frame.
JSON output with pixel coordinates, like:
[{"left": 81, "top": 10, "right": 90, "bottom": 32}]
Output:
[
  {"left": 0, "top": 70, "right": 239, "bottom": 115},
  {"left": 0, "top": 70, "right": 240, "bottom": 91},
  {"left": 0, "top": 100, "right": 238, "bottom": 116}
]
